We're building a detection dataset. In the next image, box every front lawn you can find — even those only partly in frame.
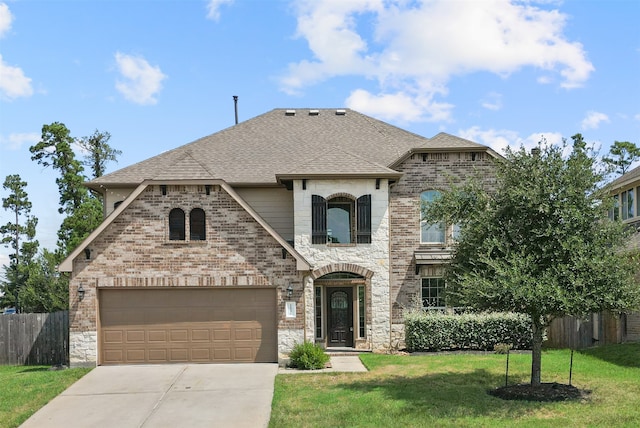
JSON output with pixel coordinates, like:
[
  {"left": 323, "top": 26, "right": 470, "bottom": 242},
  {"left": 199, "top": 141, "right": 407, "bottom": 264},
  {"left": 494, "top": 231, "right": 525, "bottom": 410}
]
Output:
[
  {"left": 270, "top": 343, "right": 640, "bottom": 427},
  {"left": 0, "top": 365, "right": 91, "bottom": 428}
]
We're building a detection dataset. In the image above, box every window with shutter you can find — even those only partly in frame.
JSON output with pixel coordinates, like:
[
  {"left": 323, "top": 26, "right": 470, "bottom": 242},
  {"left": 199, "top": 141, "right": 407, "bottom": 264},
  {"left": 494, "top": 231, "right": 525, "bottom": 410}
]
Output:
[
  {"left": 190, "top": 208, "right": 206, "bottom": 240},
  {"left": 169, "top": 208, "right": 185, "bottom": 240},
  {"left": 312, "top": 195, "right": 327, "bottom": 244},
  {"left": 328, "top": 197, "right": 354, "bottom": 243},
  {"left": 357, "top": 194, "right": 371, "bottom": 243}
]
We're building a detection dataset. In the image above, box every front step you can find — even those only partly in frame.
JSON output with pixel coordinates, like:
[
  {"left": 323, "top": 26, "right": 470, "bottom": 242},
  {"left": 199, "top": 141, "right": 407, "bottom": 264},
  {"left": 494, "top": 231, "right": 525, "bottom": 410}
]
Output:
[{"left": 325, "top": 348, "right": 372, "bottom": 356}]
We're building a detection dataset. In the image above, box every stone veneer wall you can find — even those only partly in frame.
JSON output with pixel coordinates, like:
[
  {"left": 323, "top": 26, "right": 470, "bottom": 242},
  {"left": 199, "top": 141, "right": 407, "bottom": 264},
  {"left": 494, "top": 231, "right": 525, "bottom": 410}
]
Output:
[
  {"left": 68, "top": 184, "right": 303, "bottom": 366},
  {"left": 389, "top": 152, "right": 496, "bottom": 337},
  {"left": 293, "top": 178, "right": 391, "bottom": 350}
]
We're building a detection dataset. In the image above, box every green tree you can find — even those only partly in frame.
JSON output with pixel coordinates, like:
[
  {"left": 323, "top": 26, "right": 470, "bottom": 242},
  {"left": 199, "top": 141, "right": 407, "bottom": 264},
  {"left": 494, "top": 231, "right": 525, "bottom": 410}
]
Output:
[
  {"left": 0, "top": 175, "right": 39, "bottom": 311},
  {"left": 425, "top": 134, "right": 640, "bottom": 386},
  {"left": 602, "top": 140, "right": 640, "bottom": 176},
  {"left": 77, "top": 130, "right": 121, "bottom": 178},
  {"left": 29, "top": 123, "right": 105, "bottom": 255},
  {"left": 30, "top": 123, "right": 86, "bottom": 214},
  {"left": 19, "top": 249, "right": 68, "bottom": 312}
]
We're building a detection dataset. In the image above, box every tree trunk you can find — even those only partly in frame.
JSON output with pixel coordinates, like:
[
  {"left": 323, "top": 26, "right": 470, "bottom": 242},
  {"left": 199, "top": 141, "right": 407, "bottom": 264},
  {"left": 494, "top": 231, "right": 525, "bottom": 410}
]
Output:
[{"left": 530, "top": 321, "right": 543, "bottom": 385}]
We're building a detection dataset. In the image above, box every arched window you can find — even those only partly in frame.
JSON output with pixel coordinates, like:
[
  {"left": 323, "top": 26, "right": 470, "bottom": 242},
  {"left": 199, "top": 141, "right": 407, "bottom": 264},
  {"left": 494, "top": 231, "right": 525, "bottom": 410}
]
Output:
[
  {"left": 190, "top": 208, "right": 206, "bottom": 240},
  {"left": 169, "top": 208, "right": 185, "bottom": 240},
  {"left": 312, "top": 194, "right": 371, "bottom": 244},
  {"left": 327, "top": 196, "right": 354, "bottom": 243},
  {"left": 420, "top": 190, "right": 445, "bottom": 243}
]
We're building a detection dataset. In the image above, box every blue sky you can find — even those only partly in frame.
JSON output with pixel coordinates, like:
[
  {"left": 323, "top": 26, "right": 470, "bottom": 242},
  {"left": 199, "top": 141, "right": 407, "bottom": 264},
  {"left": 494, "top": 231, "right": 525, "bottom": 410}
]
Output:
[{"left": 0, "top": 0, "right": 639, "bottom": 269}]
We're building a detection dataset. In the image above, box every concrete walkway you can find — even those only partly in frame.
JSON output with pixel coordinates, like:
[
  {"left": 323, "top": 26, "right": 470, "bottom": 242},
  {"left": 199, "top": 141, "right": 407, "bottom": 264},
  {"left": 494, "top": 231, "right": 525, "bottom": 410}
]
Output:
[
  {"left": 21, "top": 364, "right": 278, "bottom": 428},
  {"left": 279, "top": 355, "right": 368, "bottom": 374}
]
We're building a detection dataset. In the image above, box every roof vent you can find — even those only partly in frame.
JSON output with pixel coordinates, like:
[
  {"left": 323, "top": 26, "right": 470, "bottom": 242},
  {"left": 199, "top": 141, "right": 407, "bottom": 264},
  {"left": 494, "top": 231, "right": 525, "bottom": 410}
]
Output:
[
  {"left": 309, "top": 109, "right": 319, "bottom": 116},
  {"left": 336, "top": 109, "right": 346, "bottom": 115},
  {"left": 285, "top": 109, "right": 296, "bottom": 116}
]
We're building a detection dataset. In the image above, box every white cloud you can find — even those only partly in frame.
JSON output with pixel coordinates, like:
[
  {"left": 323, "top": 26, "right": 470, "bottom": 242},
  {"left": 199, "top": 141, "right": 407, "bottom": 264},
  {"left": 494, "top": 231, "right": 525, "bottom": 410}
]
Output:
[
  {"left": 0, "top": 132, "right": 39, "bottom": 150},
  {"left": 581, "top": 111, "right": 610, "bottom": 130},
  {"left": 633, "top": 113, "right": 640, "bottom": 121},
  {"left": 346, "top": 88, "right": 453, "bottom": 123},
  {"left": 281, "top": 0, "right": 593, "bottom": 122},
  {"left": 481, "top": 92, "right": 503, "bottom": 111},
  {"left": 459, "top": 126, "right": 563, "bottom": 155},
  {"left": 114, "top": 52, "right": 167, "bottom": 105},
  {"left": 206, "top": 0, "right": 234, "bottom": 21},
  {"left": 0, "top": 54, "right": 33, "bottom": 100},
  {"left": 0, "top": 2, "right": 12, "bottom": 37},
  {"left": 0, "top": 253, "right": 8, "bottom": 271}
]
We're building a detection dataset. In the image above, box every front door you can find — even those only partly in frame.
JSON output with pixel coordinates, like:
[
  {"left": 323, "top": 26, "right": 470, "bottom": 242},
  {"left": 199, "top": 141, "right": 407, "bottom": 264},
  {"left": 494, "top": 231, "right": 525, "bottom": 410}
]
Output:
[{"left": 328, "top": 287, "right": 353, "bottom": 347}]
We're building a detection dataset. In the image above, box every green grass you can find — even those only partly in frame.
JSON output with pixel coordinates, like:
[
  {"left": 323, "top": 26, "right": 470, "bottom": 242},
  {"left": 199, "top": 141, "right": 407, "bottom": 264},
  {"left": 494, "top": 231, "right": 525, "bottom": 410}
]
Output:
[
  {"left": 270, "top": 343, "right": 640, "bottom": 427},
  {"left": 0, "top": 365, "right": 91, "bottom": 428}
]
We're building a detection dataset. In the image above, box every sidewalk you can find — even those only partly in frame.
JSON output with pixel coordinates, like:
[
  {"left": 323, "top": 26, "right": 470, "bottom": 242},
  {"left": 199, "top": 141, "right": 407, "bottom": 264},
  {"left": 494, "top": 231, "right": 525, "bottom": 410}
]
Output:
[{"left": 279, "top": 355, "right": 368, "bottom": 374}]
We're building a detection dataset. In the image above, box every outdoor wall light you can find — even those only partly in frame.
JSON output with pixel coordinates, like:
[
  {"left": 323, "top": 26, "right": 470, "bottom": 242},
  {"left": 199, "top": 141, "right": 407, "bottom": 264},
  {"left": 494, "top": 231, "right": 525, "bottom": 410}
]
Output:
[
  {"left": 78, "top": 284, "right": 86, "bottom": 301},
  {"left": 286, "top": 284, "right": 294, "bottom": 299}
]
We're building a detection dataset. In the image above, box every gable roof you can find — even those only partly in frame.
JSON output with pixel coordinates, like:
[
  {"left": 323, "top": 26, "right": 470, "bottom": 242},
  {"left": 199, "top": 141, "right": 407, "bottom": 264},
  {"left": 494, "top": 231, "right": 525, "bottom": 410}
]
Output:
[
  {"left": 88, "top": 109, "right": 492, "bottom": 189},
  {"left": 426, "top": 132, "right": 495, "bottom": 151},
  {"left": 388, "top": 132, "right": 500, "bottom": 169},
  {"left": 607, "top": 164, "right": 640, "bottom": 191},
  {"left": 59, "top": 179, "right": 312, "bottom": 272}
]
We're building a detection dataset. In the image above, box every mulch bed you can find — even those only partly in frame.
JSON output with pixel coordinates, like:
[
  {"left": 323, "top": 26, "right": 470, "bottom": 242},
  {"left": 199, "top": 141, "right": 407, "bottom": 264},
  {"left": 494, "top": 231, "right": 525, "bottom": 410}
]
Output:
[{"left": 488, "top": 382, "right": 591, "bottom": 402}]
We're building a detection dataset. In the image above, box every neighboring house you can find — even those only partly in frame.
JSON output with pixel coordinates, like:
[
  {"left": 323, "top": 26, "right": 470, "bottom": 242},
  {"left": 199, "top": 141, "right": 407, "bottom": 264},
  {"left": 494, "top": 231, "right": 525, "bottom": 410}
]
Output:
[
  {"left": 604, "top": 166, "right": 640, "bottom": 342},
  {"left": 60, "top": 108, "right": 498, "bottom": 367}
]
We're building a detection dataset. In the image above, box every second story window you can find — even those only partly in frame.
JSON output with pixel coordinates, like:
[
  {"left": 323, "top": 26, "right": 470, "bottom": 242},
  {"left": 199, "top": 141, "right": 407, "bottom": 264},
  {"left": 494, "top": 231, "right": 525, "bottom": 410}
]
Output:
[
  {"left": 420, "top": 190, "right": 445, "bottom": 244},
  {"left": 328, "top": 197, "right": 354, "bottom": 243},
  {"left": 312, "top": 194, "right": 372, "bottom": 244},
  {"left": 190, "top": 208, "right": 206, "bottom": 240},
  {"left": 622, "top": 190, "right": 634, "bottom": 220},
  {"left": 169, "top": 208, "right": 185, "bottom": 240},
  {"left": 612, "top": 194, "right": 620, "bottom": 220}
]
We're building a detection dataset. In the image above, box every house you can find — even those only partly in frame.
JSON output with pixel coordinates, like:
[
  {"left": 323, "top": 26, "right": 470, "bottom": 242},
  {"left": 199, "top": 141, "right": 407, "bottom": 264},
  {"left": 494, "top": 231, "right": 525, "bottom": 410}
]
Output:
[
  {"left": 59, "top": 108, "right": 498, "bottom": 367},
  {"left": 604, "top": 166, "right": 640, "bottom": 343}
]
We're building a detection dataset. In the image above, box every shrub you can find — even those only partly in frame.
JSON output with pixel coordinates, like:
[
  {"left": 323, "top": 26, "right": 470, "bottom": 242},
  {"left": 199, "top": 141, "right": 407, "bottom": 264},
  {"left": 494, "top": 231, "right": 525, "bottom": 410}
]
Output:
[
  {"left": 494, "top": 343, "right": 513, "bottom": 354},
  {"left": 405, "top": 311, "right": 532, "bottom": 352},
  {"left": 288, "top": 341, "right": 330, "bottom": 370}
]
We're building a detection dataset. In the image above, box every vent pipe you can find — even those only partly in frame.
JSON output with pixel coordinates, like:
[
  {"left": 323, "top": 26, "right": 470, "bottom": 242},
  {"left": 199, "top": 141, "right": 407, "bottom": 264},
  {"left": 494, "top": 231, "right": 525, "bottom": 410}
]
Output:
[{"left": 233, "top": 95, "right": 239, "bottom": 125}]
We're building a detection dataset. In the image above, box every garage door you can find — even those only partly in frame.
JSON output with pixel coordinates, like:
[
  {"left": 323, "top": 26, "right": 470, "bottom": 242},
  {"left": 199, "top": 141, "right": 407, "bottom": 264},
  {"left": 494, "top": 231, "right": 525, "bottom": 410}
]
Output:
[{"left": 99, "top": 288, "right": 277, "bottom": 365}]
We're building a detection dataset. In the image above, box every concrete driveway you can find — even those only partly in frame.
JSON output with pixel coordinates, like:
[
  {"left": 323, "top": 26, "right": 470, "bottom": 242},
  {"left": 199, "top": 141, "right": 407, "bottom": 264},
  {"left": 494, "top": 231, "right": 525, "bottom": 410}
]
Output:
[{"left": 21, "top": 363, "right": 278, "bottom": 428}]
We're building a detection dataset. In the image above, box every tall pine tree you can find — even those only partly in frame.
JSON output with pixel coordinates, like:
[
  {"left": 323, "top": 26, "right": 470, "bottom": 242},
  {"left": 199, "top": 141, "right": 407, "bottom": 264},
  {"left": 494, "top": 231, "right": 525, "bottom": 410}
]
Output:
[{"left": 0, "top": 175, "right": 39, "bottom": 311}]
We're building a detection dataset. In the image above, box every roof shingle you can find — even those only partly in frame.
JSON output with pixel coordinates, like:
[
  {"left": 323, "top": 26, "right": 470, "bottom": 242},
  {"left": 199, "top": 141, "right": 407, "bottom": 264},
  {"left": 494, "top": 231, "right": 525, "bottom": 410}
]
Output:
[{"left": 89, "top": 108, "right": 491, "bottom": 188}]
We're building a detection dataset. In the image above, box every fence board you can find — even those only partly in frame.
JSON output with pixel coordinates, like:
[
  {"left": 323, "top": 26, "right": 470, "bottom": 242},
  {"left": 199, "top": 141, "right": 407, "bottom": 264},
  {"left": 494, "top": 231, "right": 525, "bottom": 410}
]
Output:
[
  {"left": 0, "top": 311, "right": 69, "bottom": 365},
  {"left": 546, "top": 315, "right": 593, "bottom": 349}
]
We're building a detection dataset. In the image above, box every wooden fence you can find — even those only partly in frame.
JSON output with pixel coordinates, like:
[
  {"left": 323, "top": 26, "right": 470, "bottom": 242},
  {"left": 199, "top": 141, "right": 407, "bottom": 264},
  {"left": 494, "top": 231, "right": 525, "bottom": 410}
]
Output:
[
  {"left": 546, "top": 311, "right": 627, "bottom": 349},
  {"left": 0, "top": 311, "right": 69, "bottom": 365},
  {"left": 546, "top": 315, "right": 594, "bottom": 349}
]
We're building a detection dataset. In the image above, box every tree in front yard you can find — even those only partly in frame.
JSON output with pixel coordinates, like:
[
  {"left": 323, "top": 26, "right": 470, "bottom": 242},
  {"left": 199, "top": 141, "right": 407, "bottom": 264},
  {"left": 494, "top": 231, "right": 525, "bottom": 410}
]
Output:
[{"left": 424, "top": 134, "right": 640, "bottom": 386}]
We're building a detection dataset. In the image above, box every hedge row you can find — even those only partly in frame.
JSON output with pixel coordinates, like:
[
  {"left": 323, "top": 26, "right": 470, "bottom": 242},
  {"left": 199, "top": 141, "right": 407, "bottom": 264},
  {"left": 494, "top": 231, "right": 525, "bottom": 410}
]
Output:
[{"left": 404, "top": 311, "right": 533, "bottom": 351}]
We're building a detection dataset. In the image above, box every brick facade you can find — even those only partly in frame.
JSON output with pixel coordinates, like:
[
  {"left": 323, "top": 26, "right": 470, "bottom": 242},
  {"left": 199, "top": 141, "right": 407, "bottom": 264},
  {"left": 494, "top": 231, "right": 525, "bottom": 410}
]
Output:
[
  {"left": 68, "top": 184, "right": 303, "bottom": 365},
  {"left": 389, "top": 151, "right": 496, "bottom": 328}
]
